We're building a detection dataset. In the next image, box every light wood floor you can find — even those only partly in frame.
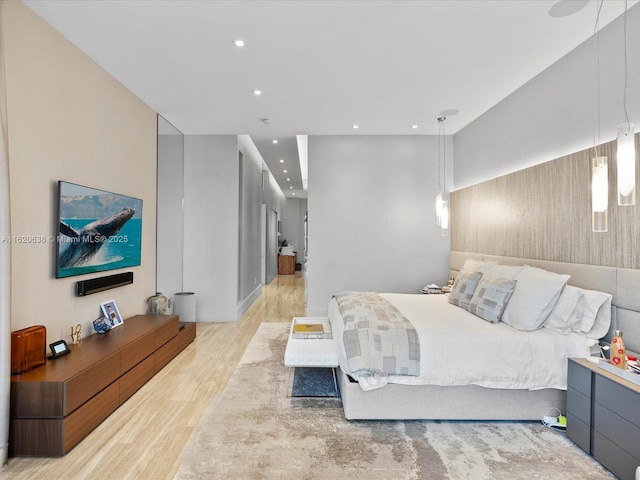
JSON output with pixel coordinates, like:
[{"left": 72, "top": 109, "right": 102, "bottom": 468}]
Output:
[{"left": 1, "top": 273, "right": 306, "bottom": 480}]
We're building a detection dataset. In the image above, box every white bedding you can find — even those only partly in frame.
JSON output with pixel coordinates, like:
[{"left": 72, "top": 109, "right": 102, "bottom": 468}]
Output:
[{"left": 328, "top": 293, "right": 594, "bottom": 392}]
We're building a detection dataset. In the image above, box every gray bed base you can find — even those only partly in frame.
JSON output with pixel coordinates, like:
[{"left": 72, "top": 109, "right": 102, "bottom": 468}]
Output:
[{"left": 339, "top": 251, "right": 640, "bottom": 420}]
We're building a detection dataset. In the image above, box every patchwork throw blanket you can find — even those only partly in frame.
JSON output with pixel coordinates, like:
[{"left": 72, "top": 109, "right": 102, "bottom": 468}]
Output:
[{"left": 333, "top": 292, "right": 420, "bottom": 379}]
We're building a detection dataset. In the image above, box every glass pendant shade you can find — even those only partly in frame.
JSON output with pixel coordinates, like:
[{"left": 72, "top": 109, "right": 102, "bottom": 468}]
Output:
[
  {"left": 617, "top": 123, "right": 636, "bottom": 206},
  {"left": 435, "top": 192, "right": 443, "bottom": 225},
  {"left": 440, "top": 201, "right": 449, "bottom": 236},
  {"left": 591, "top": 156, "right": 608, "bottom": 232}
]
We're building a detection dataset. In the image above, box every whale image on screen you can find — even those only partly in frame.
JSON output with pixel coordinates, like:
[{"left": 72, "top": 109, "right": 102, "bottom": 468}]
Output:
[{"left": 56, "top": 181, "right": 143, "bottom": 278}]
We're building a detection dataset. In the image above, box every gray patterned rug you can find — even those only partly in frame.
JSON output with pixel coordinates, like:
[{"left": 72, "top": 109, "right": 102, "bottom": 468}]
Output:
[{"left": 175, "top": 323, "right": 613, "bottom": 480}]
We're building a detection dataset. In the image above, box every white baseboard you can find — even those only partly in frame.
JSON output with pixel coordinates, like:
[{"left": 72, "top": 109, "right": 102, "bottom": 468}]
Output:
[{"left": 237, "top": 285, "right": 262, "bottom": 318}]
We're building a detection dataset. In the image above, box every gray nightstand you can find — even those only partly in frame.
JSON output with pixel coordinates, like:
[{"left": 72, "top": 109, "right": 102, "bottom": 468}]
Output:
[{"left": 567, "top": 358, "right": 640, "bottom": 480}]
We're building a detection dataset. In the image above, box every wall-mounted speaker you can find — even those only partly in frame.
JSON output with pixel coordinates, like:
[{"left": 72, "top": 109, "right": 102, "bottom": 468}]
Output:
[{"left": 76, "top": 272, "right": 134, "bottom": 296}]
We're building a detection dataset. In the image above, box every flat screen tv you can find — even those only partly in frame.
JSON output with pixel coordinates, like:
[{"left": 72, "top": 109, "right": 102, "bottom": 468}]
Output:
[{"left": 55, "top": 181, "right": 143, "bottom": 279}]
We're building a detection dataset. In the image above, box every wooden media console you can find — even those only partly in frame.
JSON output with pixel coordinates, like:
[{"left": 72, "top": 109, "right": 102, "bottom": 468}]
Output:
[{"left": 9, "top": 314, "right": 196, "bottom": 457}]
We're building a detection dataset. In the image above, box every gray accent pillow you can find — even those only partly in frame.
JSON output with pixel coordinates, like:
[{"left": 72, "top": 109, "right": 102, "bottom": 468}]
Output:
[
  {"left": 468, "top": 276, "right": 517, "bottom": 323},
  {"left": 448, "top": 271, "right": 482, "bottom": 309}
]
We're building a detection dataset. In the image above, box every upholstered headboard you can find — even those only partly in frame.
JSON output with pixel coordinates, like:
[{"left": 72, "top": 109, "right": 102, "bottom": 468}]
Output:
[{"left": 450, "top": 251, "right": 640, "bottom": 355}]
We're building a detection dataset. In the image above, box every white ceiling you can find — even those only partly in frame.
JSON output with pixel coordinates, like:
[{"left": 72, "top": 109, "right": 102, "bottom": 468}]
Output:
[{"left": 23, "top": 0, "right": 636, "bottom": 198}]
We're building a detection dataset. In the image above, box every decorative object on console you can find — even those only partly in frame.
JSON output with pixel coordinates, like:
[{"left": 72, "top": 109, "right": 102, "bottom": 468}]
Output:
[
  {"left": 100, "top": 299, "right": 123, "bottom": 328},
  {"left": 56, "top": 181, "right": 143, "bottom": 278},
  {"left": 11, "top": 325, "right": 47, "bottom": 374},
  {"left": 69, "top": 323, "right": 82, "bottom": 344},
  {"left": 48, "top": 340, "right": 70, "bottom": 359},
  {"left": 75, "top": 271, "right": 134, "bottom": 296},
  {"left": 147, "top": 292, "right": 169, "bottom": 315},
  {"left": 92, "top": 315, "right": 111, "bottom": 334}
]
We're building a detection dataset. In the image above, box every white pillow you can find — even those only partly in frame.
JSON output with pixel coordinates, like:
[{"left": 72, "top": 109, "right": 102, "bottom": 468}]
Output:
[
  {"left": 501, "top": 266, "right": 570, "bottom": 332},
  {"left": 544, "top": 285, "right": 585, "bottom": 334},
  {"left": 487, "top": 264, "right": 523, "bottom": 280},
  {"left": 461, "top": 259, "right": 496, "bottom": 275},
  {"left": 579, "top": 288, "right": 613, "bottom": 339}
]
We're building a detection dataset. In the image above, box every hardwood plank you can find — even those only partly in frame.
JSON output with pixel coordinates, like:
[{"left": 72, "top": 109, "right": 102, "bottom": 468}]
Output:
[{"left": 1, "top": 273, "right": 305, "bottom": 479}]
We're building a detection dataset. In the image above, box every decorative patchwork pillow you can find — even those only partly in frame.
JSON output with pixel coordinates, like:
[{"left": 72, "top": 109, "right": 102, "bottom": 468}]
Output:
[
  {"left": 468, "top": 276, "right": 517, "bottom": 323},
  {"left": 448, "top": 271, "right": 482, "bottom": 309},
  {"left": 501, "top": 266, "right": 570, "bottom": 332}
]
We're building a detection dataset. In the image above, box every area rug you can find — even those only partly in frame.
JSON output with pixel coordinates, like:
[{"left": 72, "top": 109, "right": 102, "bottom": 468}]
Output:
[{"left": 175, "top": 323, "right": 614, "bottom": 480}]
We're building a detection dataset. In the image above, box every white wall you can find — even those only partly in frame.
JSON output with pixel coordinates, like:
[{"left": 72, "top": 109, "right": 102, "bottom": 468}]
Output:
[
  {"left": 454, "top": 3, "right": 640, "bottom": 190},
  {"left": 281, "top": 198, "right": 306, "bottom": 265},
  {"left": 306, "top": 135, "right": 452, "bottom": 316},
  {"left": 183, "top": 135, "right": 239, "bottom": 322}
]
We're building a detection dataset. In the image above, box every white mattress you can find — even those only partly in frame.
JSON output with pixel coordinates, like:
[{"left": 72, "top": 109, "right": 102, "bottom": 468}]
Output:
[{"left": 328, "top": 293, "right": 593, "bottom": 392}]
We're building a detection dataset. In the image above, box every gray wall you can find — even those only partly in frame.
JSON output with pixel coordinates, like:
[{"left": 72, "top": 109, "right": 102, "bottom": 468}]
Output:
[
  {"left": 184, "top": 135, "right": 239, "bottom": 322},
  {"left": 183, "top": 135, "right": 284, "bottom": 322},
  {"left": 306, "top": 135, "right": 452, "bottom": 316},
  {"left": 238, "top": 136, "right": 284, "bottom": 309},
  {"left": 454, "top": 3, "right": 640, "bottom": 190}
]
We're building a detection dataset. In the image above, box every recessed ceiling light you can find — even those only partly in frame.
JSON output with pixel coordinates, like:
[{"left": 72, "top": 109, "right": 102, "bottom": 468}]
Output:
[
  {"left": 353, "top": 124, "right": 359, "bottom": 129},
  {"left": 272, "top": 140, "right": 278, "bottom": 144},
  {"left": 287, "top": 178, "right": 290, "bottom": 181},
  {"left": 234, "top": 39, "right": 245, "bottom": 47},
  {"left": 289, "top": 186, "right": 293, "bottom": 189},
  {"left": 253, "top": 89, "right": 262, "bottom": 96},
  {"left": 279, "top": 159, "right": 284, "bottom": 163},
  {"left": 412, "top": 125, "right": 419, "bottom": 129},
  {"left": 292, "top": 192, "right": 296, "bottom": 196},
  {"left": 283, "top": 170, "right": 287, "bottom": 173}
]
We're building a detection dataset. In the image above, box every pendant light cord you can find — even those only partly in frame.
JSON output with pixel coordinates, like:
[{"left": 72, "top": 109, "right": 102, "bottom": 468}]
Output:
[
  {"left": 623, "top": 0, "right": 630, "bottom": 125},
  {"left": 438, "top": 117, "right": 446, "bottom": 196},
  {"left": 593, "top": 0, "right": 604, "bottom": 157}
]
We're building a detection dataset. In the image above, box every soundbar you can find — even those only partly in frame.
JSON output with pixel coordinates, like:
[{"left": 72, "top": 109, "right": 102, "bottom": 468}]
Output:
[{"left": 76, "top": 272, "right": 134, "bottom": 296}]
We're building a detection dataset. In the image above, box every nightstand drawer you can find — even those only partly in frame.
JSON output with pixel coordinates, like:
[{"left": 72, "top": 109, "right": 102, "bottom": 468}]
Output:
[
  {"left": 593, "top": 431, "right": 640, "bottom": 480},
  {"left": 568, "top": 359, "right": 592, "bottom": 397},
  {"left": 594, "top": 402, "right": 640, "bottom": 460},
  {"left": 595, "top": 375, "right": 640, "bottom": 428},
  {"left": 566, "top": 412, "right": 591, "bottom": 454},
  {"left": 567, "top": 386, "right": 591, "bottom": 424}
]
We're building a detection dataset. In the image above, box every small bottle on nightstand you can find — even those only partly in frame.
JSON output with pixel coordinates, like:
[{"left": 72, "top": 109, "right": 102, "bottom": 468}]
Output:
[{"left": 611, "top": 330, "right": 627, "bottom": 370}]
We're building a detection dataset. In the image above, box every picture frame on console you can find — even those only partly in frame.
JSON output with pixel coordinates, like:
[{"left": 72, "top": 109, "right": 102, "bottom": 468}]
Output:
[{"left": 100, "top": 300, "right": 123, "bottom": 328}]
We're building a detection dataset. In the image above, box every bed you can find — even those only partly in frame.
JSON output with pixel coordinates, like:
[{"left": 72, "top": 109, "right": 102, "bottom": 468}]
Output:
[{"left": 329, "top": 251, "right": 640, "bottom": 420}]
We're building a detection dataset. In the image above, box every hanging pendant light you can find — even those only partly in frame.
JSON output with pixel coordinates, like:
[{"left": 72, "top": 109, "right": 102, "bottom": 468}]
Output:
[
  {"left": 617, "top": 122, "right": 636, "bottom": 205},
  {"left": 440, "top": 201, "right": 449, "bottom": 235},
  {"left": 616, "top": 0, "right": 636, "bottom": 206},
  {"left": 436, "top": 116, "right": 449, "bottom": 236},
  {"left": 435, "top": 192, "right": 443, "bottom": 226},
  {"left": 592, "top": 156, "right": 608, "bottom": 232},
  {"left": 591, "top": 0, "right": 608, "bottom": 232}
]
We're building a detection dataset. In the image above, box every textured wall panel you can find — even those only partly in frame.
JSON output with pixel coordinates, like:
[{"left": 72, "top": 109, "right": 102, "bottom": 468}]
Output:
[{"left": 451, "top": 135, "right": 640, "bottom": 269}]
